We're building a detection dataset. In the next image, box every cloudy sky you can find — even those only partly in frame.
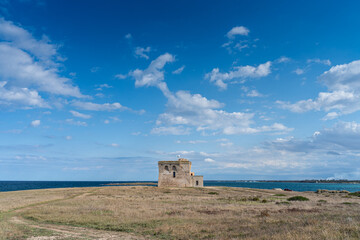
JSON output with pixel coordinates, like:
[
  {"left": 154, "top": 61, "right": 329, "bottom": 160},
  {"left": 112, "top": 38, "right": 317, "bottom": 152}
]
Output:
[{"left": 1, "top": 0, "right": 360, "bottom": 180}]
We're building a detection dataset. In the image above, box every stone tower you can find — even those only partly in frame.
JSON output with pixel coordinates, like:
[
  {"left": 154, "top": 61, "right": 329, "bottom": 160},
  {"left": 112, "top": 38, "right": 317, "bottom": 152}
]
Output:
[{"left": 158, "top": 158, "right": 203, "bottom": 187}]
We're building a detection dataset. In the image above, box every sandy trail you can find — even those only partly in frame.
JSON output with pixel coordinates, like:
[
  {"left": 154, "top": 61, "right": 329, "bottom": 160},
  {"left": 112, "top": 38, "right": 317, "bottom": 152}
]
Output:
[{"left": 10, "top": 216, "right": 148, "bottom": 240}]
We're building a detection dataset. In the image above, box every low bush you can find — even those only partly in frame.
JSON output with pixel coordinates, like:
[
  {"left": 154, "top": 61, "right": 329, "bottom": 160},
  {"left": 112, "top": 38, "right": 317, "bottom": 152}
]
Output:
[
  {"left": 287, "top": 196, "right": 309, "bottom": 201},
  {"left": 208, "top": 192, "right": 219, "bottom": 195},
  {"left": 349, "top": 191, "right": 360, "bottom": 197}
]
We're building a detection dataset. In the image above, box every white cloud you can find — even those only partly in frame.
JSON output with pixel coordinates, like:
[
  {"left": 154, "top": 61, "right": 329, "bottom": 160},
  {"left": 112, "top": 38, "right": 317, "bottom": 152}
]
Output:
[
  {"left": 95, "top": 83, "right": 112, "bottom": 91},
  {"left": 124, "top": 33, "right": 132, "bottom": 39},
  {"left": 0, "top": 81, "right": 48, "bottom": 107},
  {"left": 70, "top": 110, "right": 91, "bottom": 119},
  {"left": 204, "top": 158, "right": 215, "bottom": 163},
  {"left": 130, "top": 54, "right": 290, "bottom": 135},
  {"left": 220, "top": 142, "right": 233, "bottom": 147},
  {"left": 30, "top": 119, "right": 40, "bottom": 127},
  {"left": 319, "top": 60, "right": 360, "bottom": 91},
  {"left": 294, "top": 68, "right": 304, "bottom": 75},
  {"left": 135, "top": 46, "right": 151, "bottom": 59},
  {"left": 129, "top": 53, "right": 175, "bottom": 88},
  {"left": 115, "top": 74, "right": 127, "bottom": 79},
  {"left": 266, "top": 121, "right": 360, "bottom": 152},
  {"left": 0, "top": 18, "right": 84, "bottom": 108},
  {"left": 65, "top": 136, "right": 72, "bottom": 140},
  {"left": 307, "top": 58, "right": 331, "bottom": 66},
  {"left": 151, "top": 126, "right": 190, "bottom": 135},
  {"left": 276, "top": 56, "right": 291, "bottom": 63},
  {"left": 65, "top": 119, "right": 87, "bottom": 127},
  {"left": 0, "top": 18, "right": 57, "bottom": 62},
  {"left": 172, "top": 65, "right": 185, "bottom": 74},
  {"left": 279, "top": 60, "right": 360, "bottom": 117},
  {"left": 322, "top": 112, "right": 339, "bottom": 121},
  {"left": 246, "top": 89, "right": 264, "bottom": 97},
  {"left": 176, "top": 140, "right": 207, "bottom": 144},
  {"left": 72, "top": 101, "right": 128, "bottom": 111},
  {"left": 226, "top": 26, "right": 250, "bottom": 38},
  {"left": 104, "top": 119, "right": 110, "bottom": 124},
  {"left": 205, "top": 61, "right": 271, "bottom": 90}
]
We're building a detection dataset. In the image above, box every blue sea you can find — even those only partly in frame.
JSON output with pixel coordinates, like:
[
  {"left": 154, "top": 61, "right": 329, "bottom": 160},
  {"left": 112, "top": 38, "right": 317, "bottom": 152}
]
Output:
[{"left": 1, "top": 181, "right": 360, "bottom": 193}]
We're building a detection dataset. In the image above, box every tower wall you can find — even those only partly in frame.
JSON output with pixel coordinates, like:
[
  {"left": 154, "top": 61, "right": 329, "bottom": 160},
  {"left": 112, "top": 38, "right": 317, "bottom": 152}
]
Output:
[{"left": 158, "top": 160, "right": 192, "bottom": 187}]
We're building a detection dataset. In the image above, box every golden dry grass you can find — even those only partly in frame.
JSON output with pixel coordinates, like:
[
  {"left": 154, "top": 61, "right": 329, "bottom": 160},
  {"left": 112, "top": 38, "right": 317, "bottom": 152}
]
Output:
[{"left": 0, "top": 186, "right": 359, "bottom": 239}]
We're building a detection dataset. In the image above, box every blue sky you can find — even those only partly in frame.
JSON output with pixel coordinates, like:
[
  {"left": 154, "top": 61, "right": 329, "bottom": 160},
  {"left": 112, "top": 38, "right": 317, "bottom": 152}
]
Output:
[{"left": 1, "top": 0, "right": 360, "bottom": 180}]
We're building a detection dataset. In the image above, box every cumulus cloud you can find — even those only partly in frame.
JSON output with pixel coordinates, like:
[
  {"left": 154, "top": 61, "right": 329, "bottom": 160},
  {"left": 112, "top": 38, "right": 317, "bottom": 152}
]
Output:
[
  {"left": 129, "top": 53, "right": 175, "bottom": 89},
  {"left": 134, "top": 46, "right": 151, "bottom": 59},
  {"left": 130, "top": 53, "right": 290, "bottom": 135},
  {"left": 226, "top": 26, "right": 250, "bottom": 38},
  {"left": 30, "top": 119, "right": 40, "bottom": 127},
  {"left": 0, "top": 81, "right": 48, "bottom": 107},
  {"left": 204, "top": 158, "right": 215, "bottom": 163},
  {"left": 205, "top": 61, "right": 272, "bottom": 90},
  {"left": 0, "top": 18, "right": 84, "bottom": 108},
  {"left": 278, "top": 60, "right": 360, "bottom": 117}
]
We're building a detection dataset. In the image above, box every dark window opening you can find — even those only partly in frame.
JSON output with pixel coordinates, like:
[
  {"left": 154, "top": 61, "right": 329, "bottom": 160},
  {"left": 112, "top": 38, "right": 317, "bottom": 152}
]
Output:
[
  {"left": 164, "top": 166, "right": 169, "bottom": 171},
  {"left": 173, "top": 172, "right": 176, "bottom": 178},
  {"left": 196, "top": 180, "right": 199, "bottom": 186},
  {"left": 172, "top": 166, "right": 177, "bottom": 171}
]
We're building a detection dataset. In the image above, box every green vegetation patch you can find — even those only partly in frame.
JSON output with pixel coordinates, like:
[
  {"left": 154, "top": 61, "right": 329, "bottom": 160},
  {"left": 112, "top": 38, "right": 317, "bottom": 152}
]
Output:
[
  {"left": 274, "top": 194, "right": 286, "bottom": 197},
  {"left": 208, "top": 192, "right": 219, "bottom": 195},
  {"left": 349, "top": 191, "right": 360, "bottom": 197},
  {"left": 287, "top": 196, "right": 309, "bottom": 201},
  {"left": 318, "top": 200, "right": 327, "bottom": 203}
]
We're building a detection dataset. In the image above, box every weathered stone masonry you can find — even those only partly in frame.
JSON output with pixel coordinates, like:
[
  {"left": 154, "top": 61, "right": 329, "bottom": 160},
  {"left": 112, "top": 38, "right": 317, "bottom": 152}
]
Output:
[{"left": 158, "top": 158, "right": 204, "bottom": 187}]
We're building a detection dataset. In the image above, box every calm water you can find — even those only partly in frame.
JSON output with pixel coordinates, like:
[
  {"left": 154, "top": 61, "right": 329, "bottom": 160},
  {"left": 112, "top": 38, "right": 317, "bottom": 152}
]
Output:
[{"left": 0, "top": 181, "right": 360, "bottom": 192}]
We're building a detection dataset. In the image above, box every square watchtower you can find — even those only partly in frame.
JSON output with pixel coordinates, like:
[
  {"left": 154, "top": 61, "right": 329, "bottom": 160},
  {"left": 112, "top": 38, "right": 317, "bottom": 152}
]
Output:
[{"left": 158, "top": 158, "right": 203, "bottom": 187}]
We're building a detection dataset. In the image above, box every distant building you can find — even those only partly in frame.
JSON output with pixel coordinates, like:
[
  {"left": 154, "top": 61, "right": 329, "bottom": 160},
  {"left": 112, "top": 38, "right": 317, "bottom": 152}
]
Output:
[{"left": 158, "top": 158, "right": 203, "bottom": 187}]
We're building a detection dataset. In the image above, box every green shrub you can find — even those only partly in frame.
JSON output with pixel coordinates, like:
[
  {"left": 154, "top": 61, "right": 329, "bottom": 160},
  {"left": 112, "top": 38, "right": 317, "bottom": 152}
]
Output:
[
  {"left": 318, "top": 200, "right": 327, "bottom": 203},
  {"left": 274, "top": 194, "right": 286, "bottom": 197},
  {"left": 276, "top": 201, "right": 290, "bottom": 205},
  {"left": 208, "top": 192, "right": 219, "bottom": 195},
  {"left": 287, "top": 196, "right": 309, "bottom": 201},
  {"left": 349, "top": 191, "right": 360, "bottom": 197}
]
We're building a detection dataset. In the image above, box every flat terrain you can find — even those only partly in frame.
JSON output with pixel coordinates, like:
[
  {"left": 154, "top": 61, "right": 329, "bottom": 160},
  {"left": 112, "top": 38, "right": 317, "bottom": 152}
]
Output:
[{"left": 0, "top": 186, "right": 359, "bottom": 239}]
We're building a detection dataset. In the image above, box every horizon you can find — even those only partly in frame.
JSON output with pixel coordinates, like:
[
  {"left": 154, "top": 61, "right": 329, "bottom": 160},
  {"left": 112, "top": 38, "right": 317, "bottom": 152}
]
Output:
[{"left": 1, "top": 0, "right": 360, "bottom": 181}]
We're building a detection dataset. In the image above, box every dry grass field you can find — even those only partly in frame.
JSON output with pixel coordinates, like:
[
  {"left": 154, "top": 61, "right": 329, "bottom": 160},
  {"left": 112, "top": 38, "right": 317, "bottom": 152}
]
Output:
[{"left": 0, "top": 186, "right": 359, "bottom": 239}]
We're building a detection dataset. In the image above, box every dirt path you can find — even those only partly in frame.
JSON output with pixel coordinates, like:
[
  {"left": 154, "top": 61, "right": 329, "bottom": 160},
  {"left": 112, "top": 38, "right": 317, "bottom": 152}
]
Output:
[{"left": 10, "top": 216, "right": 148, "bottom": 240}]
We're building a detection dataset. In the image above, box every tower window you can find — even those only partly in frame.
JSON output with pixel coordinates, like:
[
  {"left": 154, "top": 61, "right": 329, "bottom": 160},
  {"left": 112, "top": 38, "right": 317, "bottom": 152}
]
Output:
[
  {"left": 164, "top": 165, "right": 169, "bottom": 171},
  {"left": 172, "top": 166, "right": 177, "bottom": 171},
  {"left": 173, "top": 172, "right": 176, "bottom": 178},
  {"left": 196, "top": 180, "right": 199, "bottom": 186}
]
